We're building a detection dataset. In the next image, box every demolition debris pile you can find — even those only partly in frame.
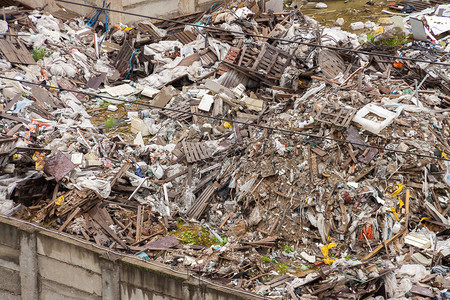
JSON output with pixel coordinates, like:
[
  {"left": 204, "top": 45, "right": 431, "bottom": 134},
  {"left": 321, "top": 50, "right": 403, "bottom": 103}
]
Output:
[{"left": 0, "top": 0, "right": 449, "bottom": 298}]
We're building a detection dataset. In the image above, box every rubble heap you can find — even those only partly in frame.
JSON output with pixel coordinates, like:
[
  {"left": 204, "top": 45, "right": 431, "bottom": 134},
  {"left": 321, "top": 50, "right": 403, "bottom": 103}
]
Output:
[{"left": 0, "top": 1, "right": 449, "bottom": 298}]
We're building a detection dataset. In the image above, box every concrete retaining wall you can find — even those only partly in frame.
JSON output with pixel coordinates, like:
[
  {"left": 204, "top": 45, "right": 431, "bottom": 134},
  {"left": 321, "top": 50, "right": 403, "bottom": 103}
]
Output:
[{"left": 0, "top": 215, "right": 257, "bottom": 300}]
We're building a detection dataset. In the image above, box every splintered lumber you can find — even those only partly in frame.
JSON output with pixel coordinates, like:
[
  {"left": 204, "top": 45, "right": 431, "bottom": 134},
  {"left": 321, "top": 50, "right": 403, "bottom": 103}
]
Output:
[
  {"left": 58, "top": 207, "right": 81, "bottom": 232},
  {"left": 424, "top": 201, "right": 449, "bottom": 225},
  {"left": 110, "top": 162, "right": 132, "bottom": 187},
  {"left": 187, "top": 183, "right": 218, "bottom": 220},
  {"left": 136, "top": 205, "right": 143, "bottom": 243},
  {"left": 241, "top": 236, "right": 278, "bottom": 248},
  {"left": 362, "top": 228, "right": 406, "bottom": 261},
  {"left": 219, "top": 211, "right": 233, "bottom": 229},
  {"left": 0, "top": 38, "right": 35, "bottom": 65},
  {"left": 89, "top": 205, "right": 128, "bottom": 250},
  {"left": 405, "top": 189, "right": 410, "bottom": 229}
]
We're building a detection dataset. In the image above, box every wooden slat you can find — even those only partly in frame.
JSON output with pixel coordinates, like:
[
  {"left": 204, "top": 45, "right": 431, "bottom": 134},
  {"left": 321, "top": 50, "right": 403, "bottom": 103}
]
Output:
[
  {"left": 113, "top": 41, "right": 133, "bottom": 77},
  {"left": 137, "top": 23, "right": 161, "bottom": 40},
  {"left": 0, "top": 38, "right": 35, "bottom": 65},
  {"left": 187, "top": 184, "right": 218, "bottom": 220},
  {"left": 160, "top": 102, "right": 192, "bottom": 121}
]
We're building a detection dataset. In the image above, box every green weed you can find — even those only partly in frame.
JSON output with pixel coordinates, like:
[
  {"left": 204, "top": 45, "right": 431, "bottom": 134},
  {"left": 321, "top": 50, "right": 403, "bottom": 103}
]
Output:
[
  {"left": 178, "top": 226, "right": 225, "bottom": 246},
  {"left": 366, "top": 32, "right": 408, "bottom": 46},
  {"left": 100, "top": 101, "right": 110, "bottom": 108},
  {"left": 32, "top": 47, "right": 46, "bottom": 62},
  {"left": 105, "top": 117, "right": 115, "bottom": 129},
  {"left": 284, "top": 244, "right": 294, "bottom": 254},
  {"left": 180, "top": 230, "right": 197, "bottom": 244},
  {"left": 367, "top": 32, "right": 375, "bottom": 43},
  {"left": 261, "top": 256, "right": 271, "bottom": 263},
  {"left": 276, "top": 262, "right": 289, "bottom": 274}
]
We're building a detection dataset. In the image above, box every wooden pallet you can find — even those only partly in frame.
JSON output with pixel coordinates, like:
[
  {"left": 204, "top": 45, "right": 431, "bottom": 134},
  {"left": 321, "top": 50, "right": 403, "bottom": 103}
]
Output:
[
  {"left": 182, "top": 141, "right": 211, "bottom": 163},
  {"left": 0, "top": 38, "right": 35, "bottom": 65},
  {"left": 113, "top": 41, "right": 133, "bottom": 77},
  {"left": 166, "top": 30, "right": 197, "bottom": 44},
  {"left": 0, "top": 137, "right": 17, "bottom": 167},
  {"left": 238, "top": 45, "right": 259, "bottom": 68},
  {"left": 315, "top": 102, "right": 356, "bottom": 127},
  {"left": 187, "top": 184, "right": 218, "bottom": 220},
  {"left": 159, "top": 102, "right": 192, "bottom": 121},
  {"left": 252, "top": 43, "right": 292, "bottom": 80},
  {"left": 205, "top": 28, "right": 235, "bottom": 43}
]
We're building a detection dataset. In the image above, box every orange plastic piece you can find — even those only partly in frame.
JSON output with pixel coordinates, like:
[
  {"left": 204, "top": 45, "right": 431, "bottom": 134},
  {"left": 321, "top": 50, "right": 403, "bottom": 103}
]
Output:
[
  {"left": 394, "top": 61, "right": 403, "bottom": 68},
  {"left": 358, "top": 224, "right": 375, "bottom": 241}
]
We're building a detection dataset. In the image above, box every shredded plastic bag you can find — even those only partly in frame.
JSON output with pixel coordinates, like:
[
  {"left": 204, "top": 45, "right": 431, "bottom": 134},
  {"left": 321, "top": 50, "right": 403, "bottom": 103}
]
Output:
[{"left": 75, "top": 177, "right": 111, "bottom": 198}]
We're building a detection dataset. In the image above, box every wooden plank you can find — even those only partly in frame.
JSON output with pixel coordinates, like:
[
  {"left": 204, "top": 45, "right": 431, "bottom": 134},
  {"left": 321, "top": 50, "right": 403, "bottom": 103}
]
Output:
[
  {"left": 191, "top": 143, "right": 201, "bottom": 161},
  {"left": 58, "top": 207, "right": 81, "bottom": 232},
  {"left": 89, "top": 206, "right": 128, "bottom": 249},
  {"left": 0, "top": 38, "right": 34, "bottom": 65},
  {"left": 363, "top": 228, "right": 406, "bottom": 261},
  {"left": 3, "top": 94, "right": 21, "bottom": 111},
  {"left": 182, "top": 142, "right": 194, "bottom": 163},
  {"left": 196, "top": 143, "right": 206, "bottom": 159},
  {"left": 113, "top": 41, "right": 133, "bottom": 77},
  {"left": 187, "top": 184, "right": 218, "bottom": 220},
  {"left": 136, "top": 205, "right": 143, "bottom": 243}
]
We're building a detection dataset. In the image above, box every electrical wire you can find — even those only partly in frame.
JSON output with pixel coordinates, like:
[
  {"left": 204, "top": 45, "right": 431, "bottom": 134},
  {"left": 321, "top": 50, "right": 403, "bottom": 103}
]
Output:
[
  {"left": 124, "top": 49, "right": 138, "bottom": 80},
  {"left": 0, "top": 75, "right": 448, "bottom": 162},
  {"left": 54, "top": 0, "right": 450, "bottom": 66}
]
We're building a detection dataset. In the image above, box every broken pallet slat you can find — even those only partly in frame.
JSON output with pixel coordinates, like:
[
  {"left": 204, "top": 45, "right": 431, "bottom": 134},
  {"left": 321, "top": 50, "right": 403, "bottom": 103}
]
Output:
[
  {"left": 187, "top": 184, "right": 218, "bottom": 220},
  {"left": 58, "top": 207, "right": 81, "bottom": 232},
  {"left": 113, "top": 41, "right": 133, "bottom": 77},
  {"left": 0, "top": 38, "right": 35, "bottom": 65},
  {"left": 159, "top": 102, "right": 192, "bottom": 121},
  {"left": 137, "top": 23, "right": 161, "bottom": 40},
  {"left": 315, "top": 102, "right": 356, "bottom": 127},
  {"left": 0, "top": 137, "right": 17, "bottom": 167},
  {"left": 166, "top": 30, "right": 197, "bottom": 44}
]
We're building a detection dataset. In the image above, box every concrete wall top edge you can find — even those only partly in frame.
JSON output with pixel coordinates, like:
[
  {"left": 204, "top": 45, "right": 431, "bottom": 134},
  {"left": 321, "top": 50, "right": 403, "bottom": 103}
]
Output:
[{"left": 0, "top": 215, "right": 259, "bottom": 300}]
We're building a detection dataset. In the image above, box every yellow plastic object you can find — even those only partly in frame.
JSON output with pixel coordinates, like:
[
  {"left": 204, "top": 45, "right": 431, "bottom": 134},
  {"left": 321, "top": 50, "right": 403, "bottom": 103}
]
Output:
[
  {"left": 398, "top": 197, "right": 404, "bottom": 211},
  {"left": 223, "top": 122, "right": 232, "bottom": 129},
  {"left": 419, "top": 217, "right": 430, "bottom": 225},
  {"left": 322, "top": 242, "right": 337, "bottom": 265},
  {"left": 391, "top": 183, "right": 405, "bottom": 197},
  {"left": 390, "top": 207, "right": 400, "bottom": 221},
  {"left": 324, "top": 257, "right": 337, "bottom": 265},
  {"left": 48, "top": 83, "right": 56, "bottom": 92},
  {"left": 374, "top": 27, "right": 384, "bottom": 35},
  {"left": 32, "top": 152, "right": 45, "bottom": 171},
  {"left": 55, "top": 196, "right": 65, "bottom": 206},
  {"left": 321, "top": 242, "right": 337, "bottom": 257},
  {"left": 438, "top": 147, "right": 447, "bottom": 159}
]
